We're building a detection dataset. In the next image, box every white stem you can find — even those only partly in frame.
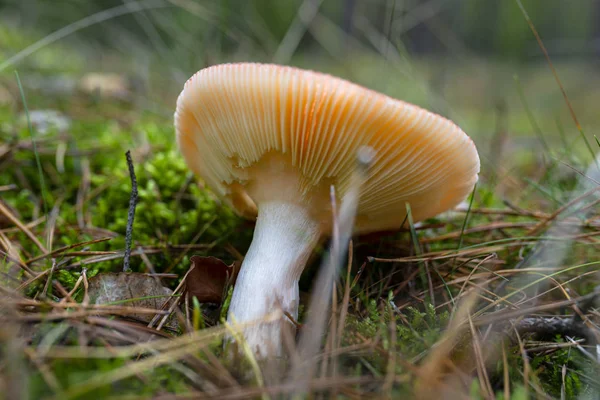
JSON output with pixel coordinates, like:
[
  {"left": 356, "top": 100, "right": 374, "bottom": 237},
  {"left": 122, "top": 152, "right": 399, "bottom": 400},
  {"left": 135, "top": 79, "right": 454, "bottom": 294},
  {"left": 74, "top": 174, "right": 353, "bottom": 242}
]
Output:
[{"left": 226, "top": 201, "right": 321, "bottom": 357}]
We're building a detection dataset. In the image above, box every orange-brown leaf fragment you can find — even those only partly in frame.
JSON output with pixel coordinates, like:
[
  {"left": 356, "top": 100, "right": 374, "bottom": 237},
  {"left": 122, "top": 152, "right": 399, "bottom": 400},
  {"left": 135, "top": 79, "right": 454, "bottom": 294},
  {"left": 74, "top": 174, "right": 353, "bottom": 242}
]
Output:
[{"left": 185, "top": 256, "right": 239, "bottom": 304}]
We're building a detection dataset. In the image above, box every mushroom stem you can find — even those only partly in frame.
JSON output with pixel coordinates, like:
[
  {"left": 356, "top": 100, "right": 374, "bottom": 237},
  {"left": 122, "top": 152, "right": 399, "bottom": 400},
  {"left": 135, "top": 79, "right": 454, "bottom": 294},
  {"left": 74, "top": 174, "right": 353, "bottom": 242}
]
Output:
[{"left": 226, "top": 201, "right": 321, "bottom": 357}]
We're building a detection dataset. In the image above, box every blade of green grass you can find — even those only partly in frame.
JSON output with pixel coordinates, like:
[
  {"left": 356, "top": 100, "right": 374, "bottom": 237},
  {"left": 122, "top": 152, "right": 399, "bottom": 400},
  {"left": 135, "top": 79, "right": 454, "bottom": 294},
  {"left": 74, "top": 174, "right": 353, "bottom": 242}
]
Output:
[
  {"left": 513, "top": 74, "right": 551, "bottom": 155},
  {"left": 515, "top": 0, "right": 599, "bottom": 170},
  {"left": 455, "top": 183, "right": 477, "bottom": 261},
  {"left": 0, "top": 0, "right": 172, "bottom": 72},
  {"left": 474, "top": 259, "right": 600, "bottom": 318},
  {"left": 15, "top": 70, "right": 49, "bottom": 232},
  {"left": 405, "top": 202, "right": 430, "bottom": 302}
]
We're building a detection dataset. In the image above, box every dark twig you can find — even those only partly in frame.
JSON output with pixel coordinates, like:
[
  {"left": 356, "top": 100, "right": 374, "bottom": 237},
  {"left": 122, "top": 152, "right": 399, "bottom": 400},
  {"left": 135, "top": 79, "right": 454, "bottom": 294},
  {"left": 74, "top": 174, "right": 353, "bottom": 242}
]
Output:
[
  {"left": 511, "top": 317, "right": 590, "bottom": 340},
  {"left": 123, "top": 150, "right": 138, "bottom": 272},
  {"left": 482, "top": 289, "right": 600, "bottom": 350}
]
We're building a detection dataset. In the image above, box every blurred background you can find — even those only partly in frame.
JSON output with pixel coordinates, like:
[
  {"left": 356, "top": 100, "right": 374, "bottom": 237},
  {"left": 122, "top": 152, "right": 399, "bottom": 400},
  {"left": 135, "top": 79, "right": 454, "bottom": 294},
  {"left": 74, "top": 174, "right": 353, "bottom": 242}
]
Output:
[{"left": 1, "top": 0, "right": 599, "bottom": 195}]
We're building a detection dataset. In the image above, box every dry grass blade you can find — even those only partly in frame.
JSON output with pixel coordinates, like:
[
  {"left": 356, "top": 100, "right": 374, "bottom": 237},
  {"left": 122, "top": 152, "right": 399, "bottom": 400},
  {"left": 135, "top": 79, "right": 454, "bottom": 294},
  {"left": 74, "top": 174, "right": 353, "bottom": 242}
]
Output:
[
  {"left": 474, "top": 291, "right": 599, "bottom": 327},
  {"left": 336, "top": 243, "right": 353, "bottom": 349},
  {"left": 23, "top": 347, "right": 62, "bottom": 392},
  {"left": 152, "top": 264, "right": 198, "bottom": 330},
  {"left": 53, "top": 335, "right": 216, "bottom": 399},
  {"left": 25, "top": 237, "right": 112, "bottom": 265},
  {"left": 501, "top": 343, "right": 510, "bottom": 399},
  {"left": 369, "top": 244, "right": 513, "bottom": 263},
  {"left": 0, "top": 230, "right": 36, "bottom": 277},
  {"left": 224, "top": 319, "right": 268, "bottom": 400},
  {"left": 468, "top": 315, "right": 493, "bottom": 399},
  {"left": 146, "top": 376, "right": 380, "bottom": 400},
  {"left": 57, "top": 244, "right": 210, "bottom": 272},
  {"left": 0, "top": 201, "right": 47, "bottom": 254},
  {"left": 514, "top": 328, "right": 530, "bottom": 397},
  {"left": 30, "top": 316, "right": 267, "bottom": 359},
  {"left": 38, "top": 315, "right": 291, "bottom": 399},
  {"left": 414, "top": 290, "right": 479, "bottom": 399},
  {"left": 526, "top": 186, "right": 600, "bottom": 237},
  {"left": 420, "top": 221, "right": 535, "bottom": 244},
  {"left": 290, "top": 146, "right": 374, "bottom": 392},
  {"left": 14, "top": 307, "right": 172, "bottom": 322}
]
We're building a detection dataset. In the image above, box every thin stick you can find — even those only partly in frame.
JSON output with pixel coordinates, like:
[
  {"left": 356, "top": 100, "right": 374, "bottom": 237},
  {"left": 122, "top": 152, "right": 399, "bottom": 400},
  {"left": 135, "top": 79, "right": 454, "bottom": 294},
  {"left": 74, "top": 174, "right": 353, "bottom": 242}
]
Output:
[{"left": 123, "top": 150, "right": 138, "bottom": 272}]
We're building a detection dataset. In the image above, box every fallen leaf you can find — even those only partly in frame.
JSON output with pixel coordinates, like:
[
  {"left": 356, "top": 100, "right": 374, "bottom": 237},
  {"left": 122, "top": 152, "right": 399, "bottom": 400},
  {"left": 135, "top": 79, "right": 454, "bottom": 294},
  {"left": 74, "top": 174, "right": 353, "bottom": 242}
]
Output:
[
  {"left": 88, "top": 272, "right": 178, "bottom": 329},
  {"left": 185, "top": 256, "right": 239, "bottom": 304}
]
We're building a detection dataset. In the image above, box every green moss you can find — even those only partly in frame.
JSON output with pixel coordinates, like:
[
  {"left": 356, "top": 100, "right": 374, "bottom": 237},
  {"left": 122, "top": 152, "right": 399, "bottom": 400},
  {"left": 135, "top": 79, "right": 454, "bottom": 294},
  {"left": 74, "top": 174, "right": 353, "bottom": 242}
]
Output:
[
  {"left": 1, "top": 103, "right": 243, "bottom": 286},
  {"left": 528, "top": 337, "right": 586, "bottom": 399},
  {"left": 344, "top": 293, "right": 449, "bottom": 367},
  {"left": 90, "top": 149, "right": 237, "bottom": 244}
]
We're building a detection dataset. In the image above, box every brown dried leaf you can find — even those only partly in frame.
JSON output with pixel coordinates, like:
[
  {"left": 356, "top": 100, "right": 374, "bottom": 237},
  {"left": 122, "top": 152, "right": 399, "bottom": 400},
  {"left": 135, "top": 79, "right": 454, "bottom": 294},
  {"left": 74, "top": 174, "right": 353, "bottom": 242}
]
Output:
[
  {"left": 185, "top": 256, "right": 239, "bottom": 304},
  {"left": 88, "top": 272, "right": 178, "bottom": 329}
]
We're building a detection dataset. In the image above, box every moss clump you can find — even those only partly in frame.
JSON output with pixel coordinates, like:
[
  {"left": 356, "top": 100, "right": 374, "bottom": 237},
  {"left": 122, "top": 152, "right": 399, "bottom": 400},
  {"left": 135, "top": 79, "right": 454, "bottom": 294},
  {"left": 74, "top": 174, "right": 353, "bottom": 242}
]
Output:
[
  {"left": 1, "top": 104, "right": 244, "bottom": 286},
  {"left": 91, "top": 149, "right": 237, "bottom": 244},
  {"left": 344, "top": 293, "right": 450, "bottom": 364}
]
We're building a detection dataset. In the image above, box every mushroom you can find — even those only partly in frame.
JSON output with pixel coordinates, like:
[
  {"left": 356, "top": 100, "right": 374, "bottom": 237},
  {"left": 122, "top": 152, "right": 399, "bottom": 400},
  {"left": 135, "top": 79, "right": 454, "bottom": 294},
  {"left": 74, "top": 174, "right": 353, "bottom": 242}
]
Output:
[{"left": 174, "top": 63, "right": 480, "bottom": 357}]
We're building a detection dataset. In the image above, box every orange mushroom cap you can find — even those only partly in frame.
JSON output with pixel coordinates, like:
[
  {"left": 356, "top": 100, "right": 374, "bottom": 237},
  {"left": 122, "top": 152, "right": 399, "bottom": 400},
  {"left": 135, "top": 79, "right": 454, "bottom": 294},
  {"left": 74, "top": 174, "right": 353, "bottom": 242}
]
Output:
[{"left": 175, "top": 63, "right": 479, "bottom": 233}]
